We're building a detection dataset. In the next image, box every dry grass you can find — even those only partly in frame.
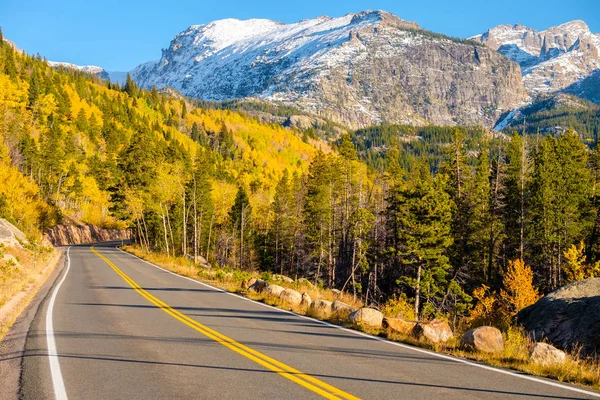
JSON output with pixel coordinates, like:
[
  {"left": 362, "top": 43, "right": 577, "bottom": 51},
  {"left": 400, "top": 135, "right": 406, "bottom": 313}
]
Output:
[
  {"left": 122, "top": 245, "right": 600, "bottom": 391},
  {"left": 0, "top": 244, "right": 59, "bottom": 340}
]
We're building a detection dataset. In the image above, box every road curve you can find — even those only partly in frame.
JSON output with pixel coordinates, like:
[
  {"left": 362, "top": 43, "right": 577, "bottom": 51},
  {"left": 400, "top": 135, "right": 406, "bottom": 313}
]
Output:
[{"left": 4, "top": 243, "right": 600, "bottom": 399}]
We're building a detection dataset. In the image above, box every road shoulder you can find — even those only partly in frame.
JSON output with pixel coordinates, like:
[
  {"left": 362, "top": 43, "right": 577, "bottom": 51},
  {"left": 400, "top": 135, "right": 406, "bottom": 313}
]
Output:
[{"left": 0, "top": 250, "right": 66, "bottom": 400}]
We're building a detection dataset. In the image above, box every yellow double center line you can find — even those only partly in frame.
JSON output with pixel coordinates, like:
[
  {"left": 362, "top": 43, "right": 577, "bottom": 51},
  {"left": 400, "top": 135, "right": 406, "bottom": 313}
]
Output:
[{"left": 90, "top": 247, "right": 359, "bottom": 400}]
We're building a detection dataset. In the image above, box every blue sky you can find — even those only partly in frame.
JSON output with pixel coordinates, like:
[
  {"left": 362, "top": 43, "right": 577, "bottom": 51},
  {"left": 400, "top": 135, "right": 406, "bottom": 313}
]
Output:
[{"left": 2, "top": 0, "right": 598, "bottom": 71}]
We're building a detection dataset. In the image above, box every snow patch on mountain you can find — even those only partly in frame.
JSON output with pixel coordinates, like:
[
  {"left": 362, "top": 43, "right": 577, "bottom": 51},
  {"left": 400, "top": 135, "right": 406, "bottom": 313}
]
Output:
[{"left": 472, "top": 20, "right": 600, "bottom": 101}]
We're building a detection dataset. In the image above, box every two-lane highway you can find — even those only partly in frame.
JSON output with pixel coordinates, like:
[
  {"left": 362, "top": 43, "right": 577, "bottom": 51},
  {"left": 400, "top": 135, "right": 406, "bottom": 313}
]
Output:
[{"left": 5, "top": 244, "right": 600, "bottom": 399}]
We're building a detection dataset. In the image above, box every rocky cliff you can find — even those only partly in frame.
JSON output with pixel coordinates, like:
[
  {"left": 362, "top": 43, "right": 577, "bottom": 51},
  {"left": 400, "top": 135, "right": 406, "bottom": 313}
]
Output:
[
  {"left": 518, "top": 278, "right": 600, "bottom": 356},
  {"left": 45, "top": 224, "right": 130, "bottom": 246},
  {"left": 472, "top": 20, "right": 600, "bottom": 102},
  {"left": 131, "top": 10, "right": 527, "bottom": 129}
]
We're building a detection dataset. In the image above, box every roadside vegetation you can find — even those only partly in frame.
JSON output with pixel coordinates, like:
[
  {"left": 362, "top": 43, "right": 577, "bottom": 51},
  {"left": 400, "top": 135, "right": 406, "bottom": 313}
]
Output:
[
  {"left": 123, "top": 245, "right": 600, "bottom": 391},
  {"left": 0, "top": 242, "right": 58, "bottom": 339}
]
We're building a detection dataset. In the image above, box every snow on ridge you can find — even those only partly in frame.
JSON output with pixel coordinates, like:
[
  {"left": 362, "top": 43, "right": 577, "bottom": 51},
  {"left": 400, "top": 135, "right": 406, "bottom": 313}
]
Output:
[
  {"left": 48, "top": 61, "right": 105, "bottom": 74},
  {"left": 131, "top": 10, "right": 395, "bottom": 101}
]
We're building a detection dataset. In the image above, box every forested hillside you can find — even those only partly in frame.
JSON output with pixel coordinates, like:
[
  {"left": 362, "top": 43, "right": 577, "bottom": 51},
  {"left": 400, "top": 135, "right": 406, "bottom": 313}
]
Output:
[{"left": 2, "top": 28, "right": 600, "bottom": 325}]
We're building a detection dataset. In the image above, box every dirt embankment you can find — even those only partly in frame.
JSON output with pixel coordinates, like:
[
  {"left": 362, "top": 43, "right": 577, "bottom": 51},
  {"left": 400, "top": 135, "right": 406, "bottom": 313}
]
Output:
[{"left": 45, "top": 224, "right": 130, "bottom": 246}]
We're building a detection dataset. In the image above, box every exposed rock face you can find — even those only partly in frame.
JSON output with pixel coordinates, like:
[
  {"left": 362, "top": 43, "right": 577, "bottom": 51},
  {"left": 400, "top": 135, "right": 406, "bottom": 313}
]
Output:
[
  {"left": 461, "top": 326, "right": 504, "bottom": 353},
  {"left": 309, "top": 299, "right": 333, "bottom": 319},
  {"left": 517, "top": 278, "right": 600, "bottom": 356},
  {"left": 131, "top": 10, "right": 526, "bottom": 128},
  {"left": 44, "top": 224, "right": 130, "bottom": 246},
  {"left": 530, "top": 343, "right": 567, "bottom": 366},
  {"left": 0, "top": 219, "right": 28, "bottom": 248},
  {"left": 412, "top": 319, "right": 454, "bottom": 344},
  {"left": 472, "top": 20, "right": 600, "bottom": 102},
  {"left": 279, "top": 288, "right": 303, "bottom": 306},
  {"left": 348, "top": 308, "right": 383, "bottom": 328},
  {"left": 382, "top": 317, "right": 417, "bottom": 335}
]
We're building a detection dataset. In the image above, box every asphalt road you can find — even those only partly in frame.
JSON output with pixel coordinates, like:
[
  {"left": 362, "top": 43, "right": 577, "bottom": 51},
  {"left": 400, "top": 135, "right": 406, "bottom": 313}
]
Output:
[{"left": 3, "top": 243, "right": 600, "bottom": 399}]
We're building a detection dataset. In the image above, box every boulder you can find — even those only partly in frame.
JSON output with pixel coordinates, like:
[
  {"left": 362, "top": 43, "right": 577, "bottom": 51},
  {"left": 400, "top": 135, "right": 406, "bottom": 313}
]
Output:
[
  {"left": 331, "top": 289, "right": 342, "bottom": 298},
  {"left": 241, "top": 278, "right": 257, "bottom": 290},
  {"left": 0, "top": 219, "right": 27, "bottom": 248},
  {"left": 382, "top": 317, "right": 417, "bottom": 335},
  {"left": 349, "top": 308, "right": 383, "bottom": 328},
  {"left": 298, "top": 278, "right": 315, "bottom": 288},
  {"left": 412, "top": 319, "right": 453, "bottom": 344},
  {"left": 461, "top": 326, "right": 504, "bottom": 353},
  {"left": 518, "top": 278, "right": 600, "bottom": 356},
  {"left": 332, "top": 301, "right": 355, "bottom": 317},
  {"left": 248, "top": 279, "right": 268, "bottom": 293},
  {"left": 265, "top": 284, "right": 285, "bottom": 297},
  {"left": 280, "top": 288, "right": 303, "bottom": 306},
  {"left": 530, "top": 342, "right": 567, "bottom": 367},
  {"left": 309, "top": 299, "right": 333, "bottom": 319},
  {"left": 272, "top": 274, "right": 294, "bottom": 283},
  {"left": 300, "top": 292, "right": 312, "bottom": 308}
]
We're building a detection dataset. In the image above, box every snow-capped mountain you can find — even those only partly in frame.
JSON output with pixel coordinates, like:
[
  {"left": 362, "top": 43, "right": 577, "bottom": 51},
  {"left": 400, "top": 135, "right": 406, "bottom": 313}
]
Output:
[
  {"left": 131, "top": 10, "right": 526, "bottom": 128},
  {"left": 47, "top": 61, "right": 127, "bottom": 84},
  {"left": 471, "top": 20, "right": 600, "bottom": 101}
]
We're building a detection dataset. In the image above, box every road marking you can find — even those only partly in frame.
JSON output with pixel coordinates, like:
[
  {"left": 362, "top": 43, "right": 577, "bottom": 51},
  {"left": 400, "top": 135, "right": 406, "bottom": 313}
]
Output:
[
  {"left": 91, "top": 246, "right": 358, "bottom": 400},
  {"left": 116, "top": 246, "right": 600, "bottom": 399},
  {"left": 46, "top": 246, "right": 70, "bottom": 400}
]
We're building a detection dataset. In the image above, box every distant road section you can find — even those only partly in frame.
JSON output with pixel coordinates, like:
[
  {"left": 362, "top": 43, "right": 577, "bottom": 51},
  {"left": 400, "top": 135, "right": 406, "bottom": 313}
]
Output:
[{"left": 5, "top": 243, "right": 600, "bottom": 399}]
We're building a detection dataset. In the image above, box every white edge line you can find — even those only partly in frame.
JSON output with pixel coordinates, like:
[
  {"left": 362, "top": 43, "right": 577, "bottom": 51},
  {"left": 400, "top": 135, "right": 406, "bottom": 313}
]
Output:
[
  {"left": 114, "top": 246, "right": 600, "bottom": 398},
  {"left": 46, "top": 246, "right": 70, "bottom": 400}
]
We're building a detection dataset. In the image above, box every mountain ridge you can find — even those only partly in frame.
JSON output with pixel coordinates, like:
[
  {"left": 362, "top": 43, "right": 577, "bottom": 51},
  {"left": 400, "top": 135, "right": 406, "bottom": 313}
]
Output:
[{"left": 129, "top": 10, "right": 526, "bottom": 129}]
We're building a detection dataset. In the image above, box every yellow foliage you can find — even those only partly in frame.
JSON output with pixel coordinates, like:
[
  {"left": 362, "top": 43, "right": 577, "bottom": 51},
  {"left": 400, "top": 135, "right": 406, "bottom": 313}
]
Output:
[
  {"left": 467, "top": 284, "right": 497, "bottom": 325},
  {"left": 499, "top": 259, "right": 539, "bottom": 321},
  {"left": 563, "top": 241, "right": 600, "bottom": 282},
  {"left": 0, "top": 161, "right": 55, "bottom": 237}
]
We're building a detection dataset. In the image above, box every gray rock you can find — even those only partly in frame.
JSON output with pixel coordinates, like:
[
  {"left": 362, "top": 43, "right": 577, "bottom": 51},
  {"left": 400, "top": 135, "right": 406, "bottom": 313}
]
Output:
[
  {"left": 300, "top": 292, "right": 312, "bottom": 308},
  {"left": 518, "top": 278, "right": 600, "bottom": 356},
  {"left": 332, "top": 301, "right": 355, "bottom": 317},
  {"left": 348, "top": 308, "right": 384, "bottom": 328},
  {"left": 272, "top": 274, "right": 294, "bottom": 283},
  {"left": 248, "top": 279, "right": 268, "bottom": 293},
  {"left": 412, "top": 319, "right": 454, "bottom": 344},
  {"left": 0, "top": 219, "right": 27, "bottom": 248},
  {"left": 461, "top": 326, "right": 504, "bottom": 353},
  {"left": 265, "top": 284, "right": 285, "bottom": 297},
  {"left": 279, "top": 288, "right": 302, "bottom": 306},
  {"left": 530, "top": 342, "right": 567, "bottom": 366},
  {"left": 309, "top": 299, "right": 333, "bottom": 319}
]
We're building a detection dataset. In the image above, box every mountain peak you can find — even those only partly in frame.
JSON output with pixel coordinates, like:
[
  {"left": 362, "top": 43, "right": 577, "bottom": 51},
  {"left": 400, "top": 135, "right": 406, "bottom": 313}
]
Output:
[{"left": 474, "top": 19, "right": 599, "bottom": 102}]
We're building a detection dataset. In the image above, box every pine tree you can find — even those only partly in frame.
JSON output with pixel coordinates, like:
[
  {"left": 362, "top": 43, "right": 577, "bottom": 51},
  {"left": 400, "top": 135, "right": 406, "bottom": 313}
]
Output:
[
  {"left": 390, "top": 161, "right": 453, "bottom": 320},
  {"left": 230, "top": 186, "right": 252, "bottom": 270}
]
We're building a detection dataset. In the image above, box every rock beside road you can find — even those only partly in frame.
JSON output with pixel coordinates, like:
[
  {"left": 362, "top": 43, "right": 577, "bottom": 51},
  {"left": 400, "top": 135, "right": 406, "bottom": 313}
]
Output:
[
  {"left": 280, "top": 288, "right": 302, "bottom": 306},
  {"left": 518, "top": 278, "right": 600, "bottom": 356},
  {"left": 0, "top": 219, "right": 28, "bottom": 248},
  {"left": 248, "top": 279, "right": 268, "bottom": 293},
  {"left": 265, "top": 284, "right": 285, "bottom": 297},
  {"left": 412, "top": 319, "right": 454, "bottom": 344},
  {"left": 383, "top": 317, "right": 417, "bottom": 335},
  {"left": 332, "top": 301, "right": 354, "bottom": 317},
  {"left": 461, "top": 326, "right": 504, "bottom": 353},
  {"left": 530, "top": 343, "right": 567, "bottom": 366},
  {"left": 309, "top": 300, "right": 333, "bottom": 319},
  {"left": 349, "top": 308, "right": 383, "bottom": 328},
  {"left": 300, "top": 292, "right": 312, "bottom": 308}
]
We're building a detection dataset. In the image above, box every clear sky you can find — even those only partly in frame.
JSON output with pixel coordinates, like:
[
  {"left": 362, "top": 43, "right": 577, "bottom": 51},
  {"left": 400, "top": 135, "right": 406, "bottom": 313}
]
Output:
[{"left": 2, "top": 0, "right": 598, "bottom": 71}]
